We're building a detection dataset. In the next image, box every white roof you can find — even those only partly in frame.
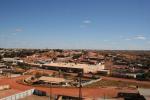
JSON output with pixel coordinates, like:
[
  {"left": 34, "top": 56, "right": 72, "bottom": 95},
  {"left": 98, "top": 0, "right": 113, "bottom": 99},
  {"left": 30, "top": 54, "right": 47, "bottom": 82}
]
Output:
[
  {"left": 38, "top": 76, "right": 66, "bottom": 83},
  {"left": 44, "top": 62, "right": 104, "bottom": 69}
]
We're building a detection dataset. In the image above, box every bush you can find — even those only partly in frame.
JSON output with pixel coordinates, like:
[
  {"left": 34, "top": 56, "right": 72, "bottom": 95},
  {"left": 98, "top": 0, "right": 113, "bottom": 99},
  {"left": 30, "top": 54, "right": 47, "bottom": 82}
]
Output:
[{"left": 35, "top": 72, "right": 43, "bottom": 78}]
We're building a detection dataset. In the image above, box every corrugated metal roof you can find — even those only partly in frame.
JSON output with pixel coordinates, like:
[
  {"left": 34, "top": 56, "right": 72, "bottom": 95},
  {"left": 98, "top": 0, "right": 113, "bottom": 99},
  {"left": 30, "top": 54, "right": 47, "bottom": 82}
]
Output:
[{"left": 38, "top": 76, "right": 65, "bottom": 83}]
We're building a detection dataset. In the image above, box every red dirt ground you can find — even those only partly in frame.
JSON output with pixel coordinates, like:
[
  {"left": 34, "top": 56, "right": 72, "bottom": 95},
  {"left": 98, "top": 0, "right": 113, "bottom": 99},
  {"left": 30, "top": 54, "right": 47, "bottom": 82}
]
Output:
[
  {"left": 0, "top": 75, "right": 141, "bottom": 99},
  {"left": 102, "top": 76, "right": 150, "bottom": 86}
]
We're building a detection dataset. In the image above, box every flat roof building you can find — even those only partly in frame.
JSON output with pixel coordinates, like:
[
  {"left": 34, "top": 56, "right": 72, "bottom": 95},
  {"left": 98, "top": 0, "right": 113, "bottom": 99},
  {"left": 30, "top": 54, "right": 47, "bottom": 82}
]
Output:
[{"left": 43, "top": 62, "right": 105, "bottom": 73}]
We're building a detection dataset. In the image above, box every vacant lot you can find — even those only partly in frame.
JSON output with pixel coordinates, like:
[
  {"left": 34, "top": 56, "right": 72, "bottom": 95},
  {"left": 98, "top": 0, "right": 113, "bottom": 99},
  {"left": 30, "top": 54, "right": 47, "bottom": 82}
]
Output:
[{"left": 86, "top": 79, "right": 150, "bottom": 88}]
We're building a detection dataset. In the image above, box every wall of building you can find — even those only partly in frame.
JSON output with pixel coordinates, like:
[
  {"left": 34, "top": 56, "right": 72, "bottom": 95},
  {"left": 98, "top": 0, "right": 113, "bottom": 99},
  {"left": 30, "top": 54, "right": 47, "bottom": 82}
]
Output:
[{"left": 0, "top": 89, "right": 34, "bottom": 100}]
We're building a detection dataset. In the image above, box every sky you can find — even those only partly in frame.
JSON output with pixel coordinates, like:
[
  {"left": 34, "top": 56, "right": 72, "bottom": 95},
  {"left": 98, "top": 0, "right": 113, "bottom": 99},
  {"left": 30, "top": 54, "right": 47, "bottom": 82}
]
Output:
[{"left": 0, "top": 0, "right": 150, "bottom": 50}]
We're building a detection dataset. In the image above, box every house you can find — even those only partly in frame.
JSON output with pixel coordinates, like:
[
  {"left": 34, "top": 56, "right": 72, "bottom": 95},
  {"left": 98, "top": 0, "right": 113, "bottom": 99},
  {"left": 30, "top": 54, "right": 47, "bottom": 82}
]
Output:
[
  {"left": 98, "top": 69, "right": 110, "bottom": 75},
  {"left": 43, "top": 62, "right": 105, "bottom": 73},
  {"left": 2, "top": 58, "right": 23, "bottom": 63},
  {"left": 0, "top": 63, "right": 7, "bottom": 74}
]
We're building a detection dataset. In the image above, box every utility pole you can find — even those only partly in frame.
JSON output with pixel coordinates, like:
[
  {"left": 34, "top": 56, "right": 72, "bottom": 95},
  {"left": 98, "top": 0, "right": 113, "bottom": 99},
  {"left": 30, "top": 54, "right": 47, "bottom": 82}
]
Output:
[
  {"left": 49, "top": 82, "right": 52, "bottom": 100},
  {"left": 78, "top": 71, "right": 83, "bottom": 100},
  {"left": 104, "top": 93, "right": 105, "bottom": 100}
]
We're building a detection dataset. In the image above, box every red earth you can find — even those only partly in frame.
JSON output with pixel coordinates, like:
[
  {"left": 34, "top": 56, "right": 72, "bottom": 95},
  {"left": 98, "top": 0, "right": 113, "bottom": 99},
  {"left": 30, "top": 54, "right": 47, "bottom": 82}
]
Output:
[{"left": 0, "top": 75, "right": 143, "bottom": 99}]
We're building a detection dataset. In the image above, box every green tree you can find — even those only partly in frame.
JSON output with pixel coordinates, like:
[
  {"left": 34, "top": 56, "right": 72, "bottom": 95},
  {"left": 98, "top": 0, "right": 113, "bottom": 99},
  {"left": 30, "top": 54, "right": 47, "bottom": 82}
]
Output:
[
  {"left": 72, "top": 54, "right": 82, "bottom": 59},
  {"left": 35, "top": 72, "right": 42, "bottom": 78}
]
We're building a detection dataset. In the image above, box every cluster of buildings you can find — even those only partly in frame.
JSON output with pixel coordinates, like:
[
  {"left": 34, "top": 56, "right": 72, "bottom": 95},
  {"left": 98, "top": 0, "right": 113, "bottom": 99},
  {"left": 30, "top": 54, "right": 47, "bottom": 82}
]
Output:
[
  {"left": 0, "top": 49, "right": 150, "bottom": 100},
  {"left": 0, "top": 58, "right": 24, "bottom": 75}
]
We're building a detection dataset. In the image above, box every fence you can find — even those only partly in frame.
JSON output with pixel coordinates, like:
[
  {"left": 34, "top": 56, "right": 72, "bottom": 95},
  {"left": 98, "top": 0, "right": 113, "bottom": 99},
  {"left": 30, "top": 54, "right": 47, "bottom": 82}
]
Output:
[
  {"left": 0, "top": 89, "right": 34, "bottom": 100},
  {"left": 82, "top": 78, "right": 102, "bottom": 86}
]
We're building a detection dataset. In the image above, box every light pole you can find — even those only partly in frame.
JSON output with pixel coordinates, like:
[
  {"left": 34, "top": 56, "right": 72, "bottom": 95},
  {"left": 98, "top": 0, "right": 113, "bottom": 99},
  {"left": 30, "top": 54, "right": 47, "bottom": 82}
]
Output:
[
  {"left": 78, "top": 71, "right": 83, "bottom": 100},
  {"left": 49, "top": 82, "right": 52, "bottom": 100}
]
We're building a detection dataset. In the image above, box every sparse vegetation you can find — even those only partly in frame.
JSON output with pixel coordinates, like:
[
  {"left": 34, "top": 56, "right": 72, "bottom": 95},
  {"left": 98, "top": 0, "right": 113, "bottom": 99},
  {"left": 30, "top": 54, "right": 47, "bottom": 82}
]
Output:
[{"left": 86, "top": 79, "right": 150, "bottom": 88}]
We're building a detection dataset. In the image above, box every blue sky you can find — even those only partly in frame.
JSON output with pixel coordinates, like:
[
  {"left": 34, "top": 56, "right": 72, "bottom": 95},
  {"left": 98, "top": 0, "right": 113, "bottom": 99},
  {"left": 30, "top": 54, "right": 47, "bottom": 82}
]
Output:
[{"left": 0, "top": 0, "right": 150, "bottom": 50}]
